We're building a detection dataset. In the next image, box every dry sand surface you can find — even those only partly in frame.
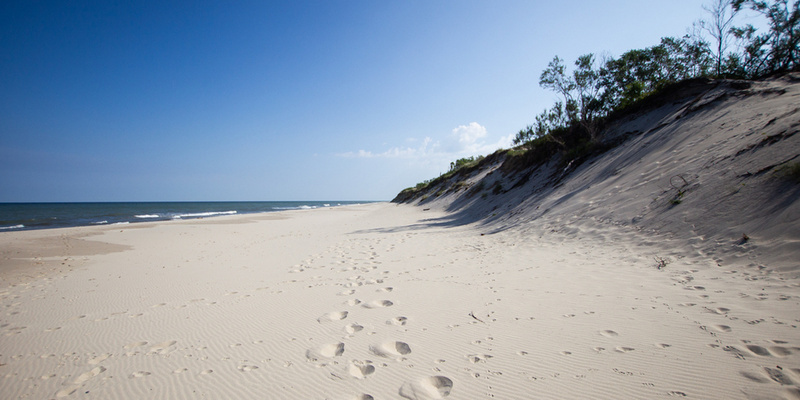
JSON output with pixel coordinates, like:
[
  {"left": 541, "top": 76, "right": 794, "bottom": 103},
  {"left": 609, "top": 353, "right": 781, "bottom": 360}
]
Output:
[{"left": 1, "top": 202, "right": 799, "bottom": 399}]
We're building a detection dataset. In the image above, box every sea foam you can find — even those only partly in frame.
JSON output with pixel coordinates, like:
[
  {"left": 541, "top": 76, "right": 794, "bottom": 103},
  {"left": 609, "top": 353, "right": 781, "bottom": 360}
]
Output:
[
  {"left": 273, "top": 205, "right": 317, "bottom": 210},
  {"left": 172, "top": 211, "right": 237, "bottom": 219}
]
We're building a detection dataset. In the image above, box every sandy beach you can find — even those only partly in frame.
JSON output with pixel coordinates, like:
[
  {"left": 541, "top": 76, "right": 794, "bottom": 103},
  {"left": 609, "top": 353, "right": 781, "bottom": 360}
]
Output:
[{"left": 1, "top": 202, "right": 798, "bottom": 399}]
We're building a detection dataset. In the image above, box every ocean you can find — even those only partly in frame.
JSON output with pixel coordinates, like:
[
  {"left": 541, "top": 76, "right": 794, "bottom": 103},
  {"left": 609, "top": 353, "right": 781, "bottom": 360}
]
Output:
[{"left": 0, "top": 201, "right": 372, "bottom": 231}]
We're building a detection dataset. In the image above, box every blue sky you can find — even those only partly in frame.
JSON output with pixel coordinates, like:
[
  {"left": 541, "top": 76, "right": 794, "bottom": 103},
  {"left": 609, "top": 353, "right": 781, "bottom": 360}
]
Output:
[{"left": 1, "top": 0, "right": 728, "bottom": 201}]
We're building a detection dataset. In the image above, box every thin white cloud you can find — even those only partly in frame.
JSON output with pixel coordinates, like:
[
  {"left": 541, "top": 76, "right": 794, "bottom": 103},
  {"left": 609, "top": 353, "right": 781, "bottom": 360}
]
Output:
[
  {"left": 338, "top": 137, "right": 437, "bottom": 159},
  {"left": 339, "top": 122, "right": 511, "bottom": 161}
]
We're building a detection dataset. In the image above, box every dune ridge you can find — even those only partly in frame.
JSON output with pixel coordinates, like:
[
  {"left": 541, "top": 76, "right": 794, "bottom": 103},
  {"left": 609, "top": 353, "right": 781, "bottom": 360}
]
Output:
[{"left": 395, "top": 74, "right": 800, "bottom": 275}]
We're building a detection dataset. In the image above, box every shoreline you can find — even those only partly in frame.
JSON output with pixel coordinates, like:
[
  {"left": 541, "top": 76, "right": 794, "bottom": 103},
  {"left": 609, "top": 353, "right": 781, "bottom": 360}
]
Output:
[
  {"left": 1, "top": 202, "right": 798, "bottom": 398},
  {"left": 0, "top": 203, "right": 383, "bottom": 285},
  {"left": 0, "top": 201, "right": 376, "bottom": 232}
]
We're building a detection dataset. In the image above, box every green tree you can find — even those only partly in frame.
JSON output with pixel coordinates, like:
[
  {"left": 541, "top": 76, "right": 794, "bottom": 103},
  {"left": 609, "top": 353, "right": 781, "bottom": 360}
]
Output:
[
  {"left": 599, "top": 37, "right": 711, "bottom": 109},
  {"left": 573, "top": 54, "right": 604, "bottom": 126},
  {"left": 702, "top": 0, "right": 740, "bottom": 76},
  {"left": 731, "top": 0, "right": 800, "bottom": 76},
  {"left": 513, "top": 102, "right": 567, "bottom": 145},
  {"left": 538, "top": 54, "right": 602, "bottom": 128},
  {"left": 539, "top": 56, "right": 578, "bottom": 124}
]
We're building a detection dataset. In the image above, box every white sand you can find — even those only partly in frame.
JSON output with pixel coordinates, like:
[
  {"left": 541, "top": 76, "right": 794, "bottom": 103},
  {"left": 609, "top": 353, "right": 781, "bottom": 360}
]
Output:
[{"left": 1, "top": 201, "right": 798, "bottom": 399}]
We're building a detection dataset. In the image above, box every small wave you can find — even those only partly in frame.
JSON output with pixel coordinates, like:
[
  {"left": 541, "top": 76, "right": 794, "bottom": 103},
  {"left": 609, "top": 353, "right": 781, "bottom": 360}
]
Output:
[
  {"left": 323, "top": 204, "right": 330, "bottom": 207},
  {"left": 172, "top": 210, "right": 237, "bottom": 219},
  {"left": 92, "top": 220, "right": 109, "bottom": 225},
  {"left": 135, "top": 214, "right": 160, "bottom": 219},
  {"left": 112, "top": 221, "right": 130, "bottom": 225},
  {"left": 273, "top": 205, "right": 317, "bottom": 210},
  {"left": 0, "top": 224, "right": 25, "bottom": 230}
]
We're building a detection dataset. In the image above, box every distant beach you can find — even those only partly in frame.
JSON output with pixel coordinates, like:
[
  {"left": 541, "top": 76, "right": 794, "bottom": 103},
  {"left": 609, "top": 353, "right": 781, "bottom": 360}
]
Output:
[{"left": 0, "top": 201, "right": 371, "bottom": 231}]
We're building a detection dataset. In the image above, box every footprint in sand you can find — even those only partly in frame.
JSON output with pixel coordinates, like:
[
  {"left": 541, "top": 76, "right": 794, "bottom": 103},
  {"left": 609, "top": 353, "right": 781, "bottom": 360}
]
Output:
[
  {"left": 88, "top": 353, "right": 111, "bottom": 365},
  {"left": 467, "top": 354, "right": 493, "bottom": 363},
  {"left": 767, "top": 346, "right": 792, "bottom": 357},
  {"left": 615, "top": 346, "right": 635, "bottom": 353},
  {"left": 74, "top": 366, "right": 106, "bottom": 384},
  {"left": 745, "top": 345, "right": 770, "bottom": 356},
  {"left": 238, "top": 365, "right": 259, "bottom": 372},
  {"left": 148, "top": 340, "right": 177, "bottom": 355},
  {"left": 339, "top": 289, "right": 356, "bottom": 296},
  {"left": 348, "top": 360, "right": 376, "bottom": 379},
  {"left": 55, "top": 366, "right": 107, "bottom": 396},
  {"left": 599, "top": 330, "right": 619, "bottom": 337},
  {"left": 388, "top": 316, "right": 408, "bottom": 326},
  {"left": 56, "top": 385, "right": 81, "bottom": 398},
  {"left": 379, "top": 287, "right": 393, "bottom": 292},
  {"left": 740, "top": 370, "right": 770, "bottom": 383},
  {"left": 318, "top": 311, "right": 348, "bottom": 323},
  {"left": 306, "top": 342, "right": 345, "bottom": 361},
  {"left": 370, "top": 341, "right": 411, "bottom": 358},
  {"left": 124, "top": 341, "right": 148, "bottom": 350},
  {"left": 347, "top": 299, "right": 362, "bottom": 306},
  {"left": 345, "top": 323, "right": 364, "bottom": 334},
  {"left": 712, "top": 324, "right": 732, "bottom": 333},
  {"left": 399, "top": 375, "right": 454, "bottom": 399},
  {"left": 723, "top": 345, "right": 749, "bottom": 359},
  {"left": 763, "top": 367, "right": 795, "bottom": 385},
  {"left": 655, "top": 343, "right": 672, "bottom": 349},
  {"left": 363, "top": 300, "right": 393, "bottom": 309},
  {"left": 129, "top": 371, "right": 151, "bottom": 378},
  {"left": 4, "top": 326, "right": 26, "bottom": 336}
]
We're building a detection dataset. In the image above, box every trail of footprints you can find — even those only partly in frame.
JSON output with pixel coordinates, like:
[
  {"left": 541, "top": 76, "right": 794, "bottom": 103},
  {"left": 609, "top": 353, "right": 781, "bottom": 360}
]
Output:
[
  {"left": 302, "top": 237, "right": 454, "bottom": 399},
  {"left": 47, "top": 340, "right": 183, "bottom": 397},
  {"left": 674, "top": 269, "right": 800, "bottom": 395}
]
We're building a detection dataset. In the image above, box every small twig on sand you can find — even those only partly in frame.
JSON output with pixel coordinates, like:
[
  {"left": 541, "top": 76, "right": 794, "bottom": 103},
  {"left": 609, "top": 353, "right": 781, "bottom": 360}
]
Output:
[{"left": 469, "top": 311, "right": 485, "bottom": 323}]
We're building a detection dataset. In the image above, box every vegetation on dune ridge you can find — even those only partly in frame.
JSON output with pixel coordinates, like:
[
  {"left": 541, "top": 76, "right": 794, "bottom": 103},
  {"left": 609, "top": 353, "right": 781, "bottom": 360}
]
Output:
[
  {"left": 393, "top": 0, "right": 799, "bottom": 204},
  {"left": 393, "top": 155, "right": 490, "bottom": 203}
]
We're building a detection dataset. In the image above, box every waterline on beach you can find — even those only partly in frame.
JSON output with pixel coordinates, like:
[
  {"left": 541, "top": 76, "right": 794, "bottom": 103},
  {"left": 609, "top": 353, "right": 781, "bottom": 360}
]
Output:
[{"left": 0, "top": 201, "right": 373, "bottom": 231}]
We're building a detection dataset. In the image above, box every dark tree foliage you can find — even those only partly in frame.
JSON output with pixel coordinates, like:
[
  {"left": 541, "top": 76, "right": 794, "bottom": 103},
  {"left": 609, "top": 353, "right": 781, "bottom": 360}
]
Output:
[
  {"left": 730, "top": 0, "right": 800, "bottom": 77},
  {"left": 449, "top": 156, "right": 483, "bottom": 172},
  {"left": 514, "top": 54, "right": 602, "bottom": 146},
  {"left": 599, "top": 37, "right": 712, "bottom": 111}
]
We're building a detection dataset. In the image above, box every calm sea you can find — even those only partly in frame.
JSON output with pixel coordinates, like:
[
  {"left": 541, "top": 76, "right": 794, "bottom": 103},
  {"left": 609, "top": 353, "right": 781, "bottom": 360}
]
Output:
[{"left": 0, "top": 201, "right": 372, "bottom": 231}]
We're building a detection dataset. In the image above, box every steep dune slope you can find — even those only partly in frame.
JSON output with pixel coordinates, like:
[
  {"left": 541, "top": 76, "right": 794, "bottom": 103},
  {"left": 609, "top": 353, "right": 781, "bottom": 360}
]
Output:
[{"left": 395, "top": 74, "right": 800, "bottom": 274}]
